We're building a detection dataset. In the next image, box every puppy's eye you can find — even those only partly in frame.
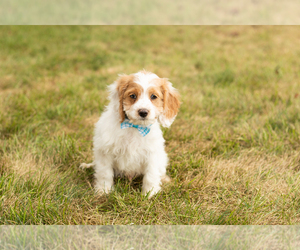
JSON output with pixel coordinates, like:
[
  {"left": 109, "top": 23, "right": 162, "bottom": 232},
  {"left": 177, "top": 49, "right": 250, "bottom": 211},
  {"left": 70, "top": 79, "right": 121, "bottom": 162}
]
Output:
[
  {"left": 130, "top": 94, "right": 137, "bottom": 99},
  {"left": 150, "top": 94, "right": 157, "bottom": 100}
]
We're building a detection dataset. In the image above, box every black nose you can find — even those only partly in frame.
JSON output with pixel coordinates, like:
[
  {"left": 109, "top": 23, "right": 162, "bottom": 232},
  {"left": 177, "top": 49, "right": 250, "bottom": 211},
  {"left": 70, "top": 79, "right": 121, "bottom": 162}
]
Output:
[{"left": 138, "top": 109, "right": 149, "bottom": 118}]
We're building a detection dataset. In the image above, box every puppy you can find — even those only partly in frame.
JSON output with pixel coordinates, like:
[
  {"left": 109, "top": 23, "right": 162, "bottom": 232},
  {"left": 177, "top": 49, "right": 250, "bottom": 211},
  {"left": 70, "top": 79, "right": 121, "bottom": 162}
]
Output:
[{"left": 81, "top": 70, "right": 180, "bottom": 198}]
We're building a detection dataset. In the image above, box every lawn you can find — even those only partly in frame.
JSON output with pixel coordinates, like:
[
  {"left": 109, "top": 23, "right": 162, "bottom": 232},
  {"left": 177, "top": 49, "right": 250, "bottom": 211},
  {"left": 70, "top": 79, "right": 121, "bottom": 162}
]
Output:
[{"left": 1, "top": 26, "right": 300, "bottom": 225}]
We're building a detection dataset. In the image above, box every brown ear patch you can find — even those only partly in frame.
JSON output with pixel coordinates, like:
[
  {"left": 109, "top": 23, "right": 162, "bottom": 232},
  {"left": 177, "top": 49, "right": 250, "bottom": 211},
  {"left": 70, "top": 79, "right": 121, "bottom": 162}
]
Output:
[
  {"left": 116, "top": 75, "right": 135, "bottom": 122},
  {"left": 158, "top": 79, "right": 180, "bottom": 120}
]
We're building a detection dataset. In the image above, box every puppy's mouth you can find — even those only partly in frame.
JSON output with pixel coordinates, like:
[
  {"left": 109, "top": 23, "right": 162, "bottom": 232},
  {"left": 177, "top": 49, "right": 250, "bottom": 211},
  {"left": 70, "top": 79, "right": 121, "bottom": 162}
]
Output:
[
  {"left": 125, "top": 113, "right": 156, "bottom": 126},
  {"left": 132, "top": 118, "right": 156, "bottom": 126}
]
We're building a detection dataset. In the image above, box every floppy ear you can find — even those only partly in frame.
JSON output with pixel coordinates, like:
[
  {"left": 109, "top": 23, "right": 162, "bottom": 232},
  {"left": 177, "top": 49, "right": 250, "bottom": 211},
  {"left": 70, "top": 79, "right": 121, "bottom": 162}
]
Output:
[
  {"left": 108, "top": 74, "right": 134, "bottom": 123},
  {"left": 158, "top": 79, "right": 180, "bottom": 128}
]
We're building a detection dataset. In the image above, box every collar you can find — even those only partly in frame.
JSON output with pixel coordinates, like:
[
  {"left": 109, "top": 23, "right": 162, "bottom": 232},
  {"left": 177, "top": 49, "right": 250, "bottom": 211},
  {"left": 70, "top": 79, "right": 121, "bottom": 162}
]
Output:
[{"left": 120, "top": 119, "right": 152, "bottom": 137}]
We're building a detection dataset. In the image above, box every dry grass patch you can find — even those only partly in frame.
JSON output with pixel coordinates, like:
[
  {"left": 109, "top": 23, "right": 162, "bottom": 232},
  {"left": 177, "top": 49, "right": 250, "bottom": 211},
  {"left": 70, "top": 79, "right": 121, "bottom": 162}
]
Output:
[{"left": 177, "top": 151, "right": 300, "bottom": 224}]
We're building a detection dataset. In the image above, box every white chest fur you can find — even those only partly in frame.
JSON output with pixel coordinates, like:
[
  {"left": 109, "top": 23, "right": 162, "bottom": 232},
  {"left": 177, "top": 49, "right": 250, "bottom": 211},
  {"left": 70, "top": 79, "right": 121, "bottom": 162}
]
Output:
[{"left": 93, "top": 111, "right": 165, "bottom": 177}]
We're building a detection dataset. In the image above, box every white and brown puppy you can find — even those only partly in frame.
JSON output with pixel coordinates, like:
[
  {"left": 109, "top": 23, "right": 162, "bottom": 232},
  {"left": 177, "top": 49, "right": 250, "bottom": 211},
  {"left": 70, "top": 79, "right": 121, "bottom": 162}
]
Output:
[{"left": 82, "top": 70, "right": 180, "bottom": 198}]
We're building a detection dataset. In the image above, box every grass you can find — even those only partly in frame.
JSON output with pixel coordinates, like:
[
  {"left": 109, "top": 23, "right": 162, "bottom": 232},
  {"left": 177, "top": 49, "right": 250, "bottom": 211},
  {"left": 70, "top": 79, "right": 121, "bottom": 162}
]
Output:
[{"left": 1, "top": 26, "right": 300, "bottom": 225}]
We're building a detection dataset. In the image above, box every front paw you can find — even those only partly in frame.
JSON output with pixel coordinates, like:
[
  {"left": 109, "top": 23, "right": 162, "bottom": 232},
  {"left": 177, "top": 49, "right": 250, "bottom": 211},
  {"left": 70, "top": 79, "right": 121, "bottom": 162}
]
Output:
[
  {"left": 142, "top": 185, "right": 161, "bottom": 199},
  {"left": 95, "top": 182, "right": 113, "bottom": 195}
]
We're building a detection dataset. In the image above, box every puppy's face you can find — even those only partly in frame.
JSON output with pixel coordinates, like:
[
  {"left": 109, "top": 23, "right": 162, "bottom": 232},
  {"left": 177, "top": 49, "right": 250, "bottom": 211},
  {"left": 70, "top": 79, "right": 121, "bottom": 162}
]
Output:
[{"left": 116, "top": 71, "right": 180, "bottom": 127}]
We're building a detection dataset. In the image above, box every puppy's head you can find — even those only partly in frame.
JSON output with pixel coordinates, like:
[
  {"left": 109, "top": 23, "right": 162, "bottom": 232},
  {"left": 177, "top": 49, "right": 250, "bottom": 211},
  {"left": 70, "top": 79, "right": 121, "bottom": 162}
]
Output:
[{"left": 111, "top": 71, "right": 180, "bottom": 127}]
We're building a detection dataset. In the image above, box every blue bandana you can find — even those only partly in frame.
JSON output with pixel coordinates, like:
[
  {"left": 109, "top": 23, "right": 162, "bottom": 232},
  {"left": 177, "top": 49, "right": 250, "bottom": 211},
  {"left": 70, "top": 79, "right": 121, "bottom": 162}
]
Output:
[{"left": 121, "top": 119, "right": 152, "bottom": 137}]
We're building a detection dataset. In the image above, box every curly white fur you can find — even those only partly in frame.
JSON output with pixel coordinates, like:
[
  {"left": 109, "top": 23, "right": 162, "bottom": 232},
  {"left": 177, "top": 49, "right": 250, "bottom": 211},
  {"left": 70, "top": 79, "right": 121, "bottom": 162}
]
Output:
[{"left": 82, "top": 71, "right": 180, "bottom": 198}]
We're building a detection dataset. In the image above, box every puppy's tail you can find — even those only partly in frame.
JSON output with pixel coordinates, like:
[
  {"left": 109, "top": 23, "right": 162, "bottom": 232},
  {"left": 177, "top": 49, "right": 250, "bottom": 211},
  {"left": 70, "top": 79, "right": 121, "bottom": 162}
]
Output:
[{"left": 79, "top": 162, "right": 95, "bottom": 170}]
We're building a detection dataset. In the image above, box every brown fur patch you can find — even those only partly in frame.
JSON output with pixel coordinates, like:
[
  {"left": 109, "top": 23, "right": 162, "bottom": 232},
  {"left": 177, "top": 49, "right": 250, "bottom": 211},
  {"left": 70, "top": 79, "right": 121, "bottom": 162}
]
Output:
[
  {"left": 116, "top": 75, "right": 135, "bottom": 122},
  {"left": 116, "top": 75, "right": 143, "bottom": 122},
  {"left": 154, "top": 78, "right": 180, "bottom": 120},
  {"left": 123, "top": 82, "right": 143, "bottom": 114},
  {"left": 147, "top": 86, "right": 164, "bottom": 112}
]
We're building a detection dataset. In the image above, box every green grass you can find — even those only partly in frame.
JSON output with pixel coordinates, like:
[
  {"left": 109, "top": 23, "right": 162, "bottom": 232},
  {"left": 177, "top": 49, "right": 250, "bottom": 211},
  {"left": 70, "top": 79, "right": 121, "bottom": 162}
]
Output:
[{"left": 1, "top": 26, "right": 300, "bottom": 225}]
